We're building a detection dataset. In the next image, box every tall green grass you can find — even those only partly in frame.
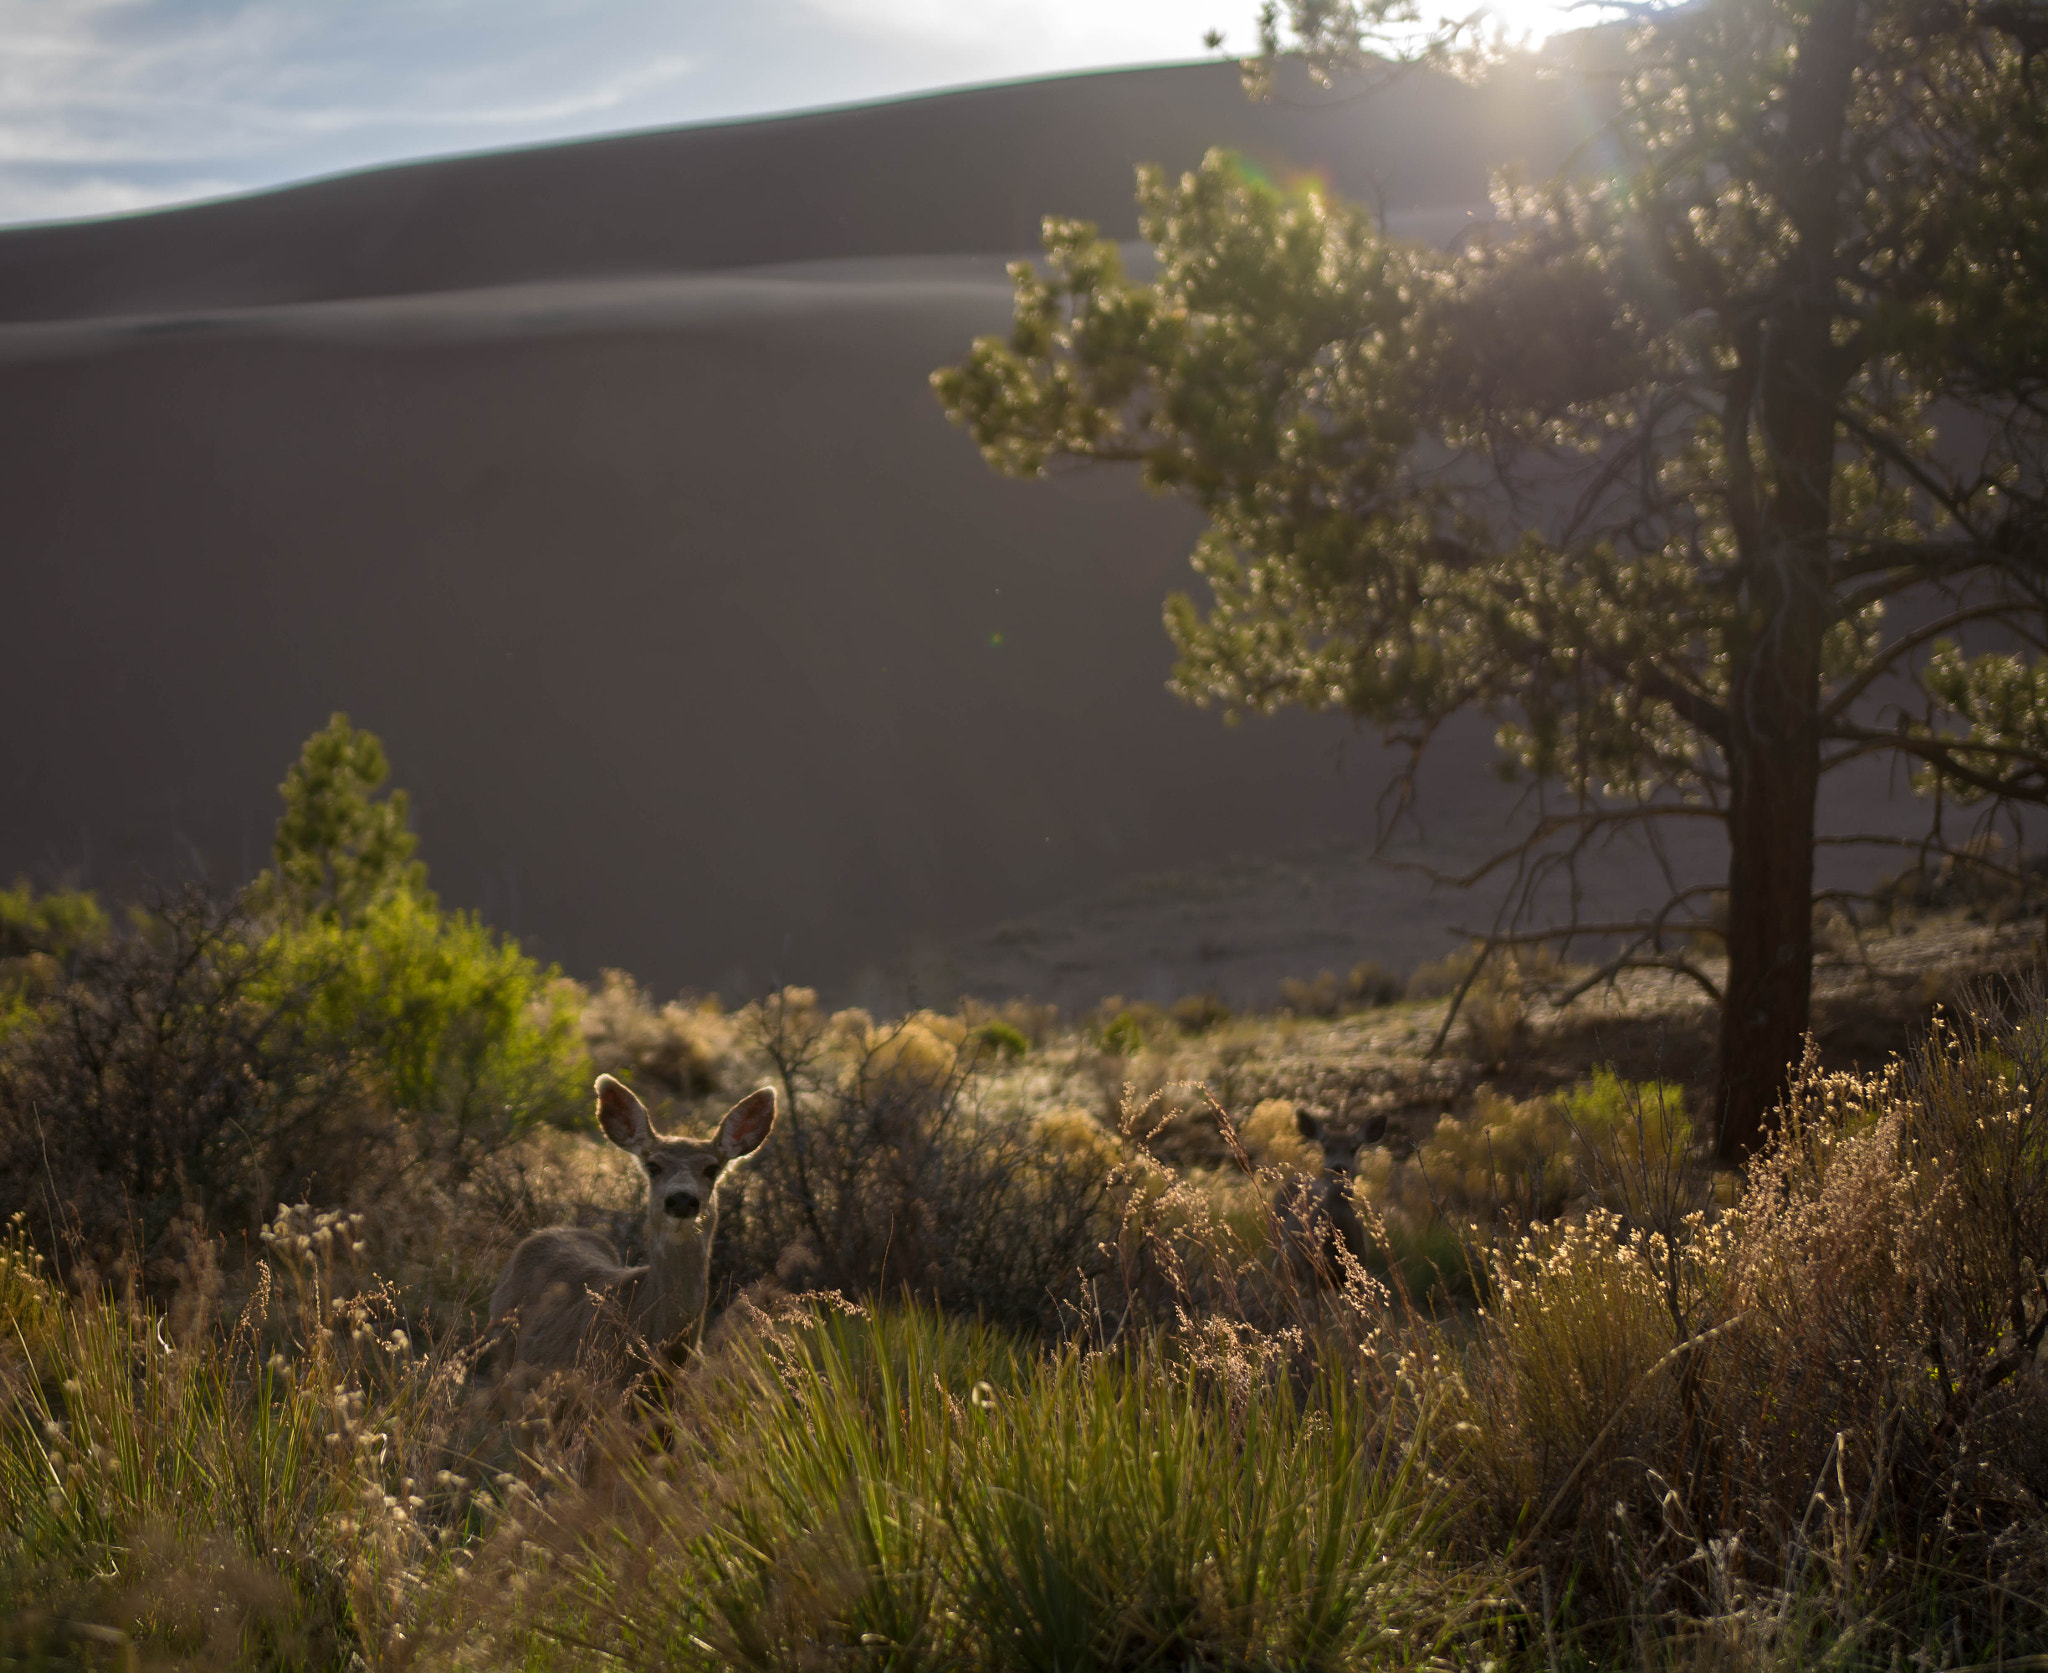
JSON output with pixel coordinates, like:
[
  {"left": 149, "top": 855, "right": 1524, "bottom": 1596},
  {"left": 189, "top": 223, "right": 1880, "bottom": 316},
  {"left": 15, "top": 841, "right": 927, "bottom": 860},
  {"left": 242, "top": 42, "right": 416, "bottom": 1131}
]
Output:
[
  {"left": 436, "top": 1306, "right": 1481, "bottom": 1671},
  {"left": 0, "top": 1209, "right": 475, "bottom": 1668}
]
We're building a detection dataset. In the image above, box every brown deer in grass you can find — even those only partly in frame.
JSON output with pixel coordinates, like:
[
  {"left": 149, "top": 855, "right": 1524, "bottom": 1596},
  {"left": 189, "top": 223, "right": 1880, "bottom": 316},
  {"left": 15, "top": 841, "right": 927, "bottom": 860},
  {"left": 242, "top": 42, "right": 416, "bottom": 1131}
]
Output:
[
  {"left": 1274, "top": 1104, "right": 1386, "bottom": 1289},
  {"left": 490, "top": 1074, "right": 776, "bottom": 1369}
]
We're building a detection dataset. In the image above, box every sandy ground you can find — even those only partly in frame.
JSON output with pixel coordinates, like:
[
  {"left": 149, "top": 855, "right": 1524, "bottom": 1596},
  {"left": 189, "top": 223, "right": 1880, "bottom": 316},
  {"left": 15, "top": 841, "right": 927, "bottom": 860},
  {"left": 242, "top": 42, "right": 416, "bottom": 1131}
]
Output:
[{"left": 864, "top": 764, "right": 1964, "bottom": 1013}]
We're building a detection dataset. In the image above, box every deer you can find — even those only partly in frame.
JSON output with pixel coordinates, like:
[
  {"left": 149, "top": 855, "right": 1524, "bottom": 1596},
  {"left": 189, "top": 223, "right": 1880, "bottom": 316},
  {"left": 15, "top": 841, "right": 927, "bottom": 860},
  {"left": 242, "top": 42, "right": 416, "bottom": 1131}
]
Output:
[
  {"left": 489, "top": 1074, "right": 777, "bottom": 1371},
  {"left": 1273, "top": 1103, "right": 1387, "bottom": 1289}
]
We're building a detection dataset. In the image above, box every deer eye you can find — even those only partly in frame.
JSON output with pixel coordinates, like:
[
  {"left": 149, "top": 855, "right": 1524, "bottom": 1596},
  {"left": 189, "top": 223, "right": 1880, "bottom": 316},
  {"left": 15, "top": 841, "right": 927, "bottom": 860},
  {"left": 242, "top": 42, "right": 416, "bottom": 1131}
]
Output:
[{"left": 644, "top": 1160, "right": 660, "bottom": 1179}]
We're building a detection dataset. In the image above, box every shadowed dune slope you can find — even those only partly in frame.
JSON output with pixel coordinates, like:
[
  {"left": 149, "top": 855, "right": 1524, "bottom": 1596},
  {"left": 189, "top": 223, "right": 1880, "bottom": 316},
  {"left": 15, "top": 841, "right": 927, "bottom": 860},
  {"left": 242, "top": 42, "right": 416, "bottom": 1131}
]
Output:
[
  {"left": 2, "top": 272, "right": 1420, "bottom": 997},
  {"left": 0, "top": 63, "right": 1930, "bottom": 1003}
]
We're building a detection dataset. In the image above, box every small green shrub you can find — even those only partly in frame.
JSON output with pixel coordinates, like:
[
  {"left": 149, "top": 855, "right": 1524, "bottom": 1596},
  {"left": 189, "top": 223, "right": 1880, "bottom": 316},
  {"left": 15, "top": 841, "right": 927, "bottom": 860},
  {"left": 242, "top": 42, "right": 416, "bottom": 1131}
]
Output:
[
  {"left": 1555, "top": 1068, "right": 1706, "bottom": 1231},
  {"left": 1099, "top": 1011, "right": 1145, "bottom": 1054},
  {"left": 264, "top": 891, "right": 586, "bottom": 1161},
  {"left": 0, "top": 879, "right": 108, "bottom": 963},
  {"left": 1387, "top": 1072, "right": 1698, "bottom": 1234},
  {"left": 1089, "top": 997, "right": 1164, "bottom": 1056},
  {"left": 972, "top": 1017, "right": 1031, "bottom": 1059},
  {"left": 0, "top": 719, "right": 589, "bottom": 1277},
  {"left": 0, "top": 880, "right": 108, "bottom": 1039},
  {"left": 1555, "top": 1066, "right": 1687, "bottom": 1144}
]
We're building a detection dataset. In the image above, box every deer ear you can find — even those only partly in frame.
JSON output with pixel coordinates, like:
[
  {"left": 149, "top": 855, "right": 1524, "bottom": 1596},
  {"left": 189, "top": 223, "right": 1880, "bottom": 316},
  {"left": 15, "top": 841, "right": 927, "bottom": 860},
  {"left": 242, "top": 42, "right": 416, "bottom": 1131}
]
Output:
[
  {"left": 1363, "top": 1111, "right": 1389, "bottom": 1144},
  {"left": 717, "top": 1087, "right": 777, "bottom": 1160},
  {"left": 595, "top": 1074, "right": 654, "bottom": 1154},
  {"left": 1295, "top": 1107, "right": 1323, "bottom": 1142}
]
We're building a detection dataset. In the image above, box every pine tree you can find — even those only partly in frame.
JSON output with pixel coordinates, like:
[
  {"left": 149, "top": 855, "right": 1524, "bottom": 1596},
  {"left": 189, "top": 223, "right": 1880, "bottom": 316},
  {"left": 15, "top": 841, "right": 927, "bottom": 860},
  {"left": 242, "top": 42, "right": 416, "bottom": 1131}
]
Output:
[
  {"left": 270, "top": 713, "right": 429, "bottom": 924},
  {"left": 935, "top": 0, "right": 2048, "bottom": 1157}
]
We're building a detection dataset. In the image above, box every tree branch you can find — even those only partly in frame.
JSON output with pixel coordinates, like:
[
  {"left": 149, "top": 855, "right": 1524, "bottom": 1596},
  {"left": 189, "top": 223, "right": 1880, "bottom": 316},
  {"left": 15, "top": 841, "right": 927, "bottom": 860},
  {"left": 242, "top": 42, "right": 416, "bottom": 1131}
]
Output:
[{"left": 1821, "top": 601, "right": 2025, "bottom": 723}]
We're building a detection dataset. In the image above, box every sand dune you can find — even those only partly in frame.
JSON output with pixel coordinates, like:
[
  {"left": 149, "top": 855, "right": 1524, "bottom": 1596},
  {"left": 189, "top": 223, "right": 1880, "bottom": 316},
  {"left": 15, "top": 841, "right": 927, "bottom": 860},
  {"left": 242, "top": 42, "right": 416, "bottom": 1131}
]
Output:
[
  {"left": 0, "top": 258, "right": 1024, "bottom": 364},
  {"left": 0, "top": 62, "right": 1937, "bottom": 1006},
  {"left": 0, "top": 61, "right": 1572, "bottom": 320}
]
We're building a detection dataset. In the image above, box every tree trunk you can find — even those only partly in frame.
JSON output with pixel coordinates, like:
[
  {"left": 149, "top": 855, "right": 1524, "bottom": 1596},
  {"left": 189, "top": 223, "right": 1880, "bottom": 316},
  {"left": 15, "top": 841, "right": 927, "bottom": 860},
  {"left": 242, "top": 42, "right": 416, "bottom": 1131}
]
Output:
[
  {"left": 1715, "top": 680, "right": 1820, "bottom": 1162},
  {"left": 1710, "top": 0, "right": 1858, "bottom": 1164},
  {"left": 1712, "top": 365, "right": 1835, "bottom": 1162}
]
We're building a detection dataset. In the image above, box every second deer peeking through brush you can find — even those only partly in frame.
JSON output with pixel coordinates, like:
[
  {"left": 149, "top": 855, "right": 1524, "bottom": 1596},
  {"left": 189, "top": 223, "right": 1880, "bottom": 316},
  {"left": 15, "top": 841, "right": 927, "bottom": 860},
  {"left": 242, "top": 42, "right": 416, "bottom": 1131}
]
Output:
[
  {"left": 490, "top": 1074, "right": 776, "bottom": 1370},
  {"left": 1274, "top": 1105, "right": 1387, "bottom": 1288}
]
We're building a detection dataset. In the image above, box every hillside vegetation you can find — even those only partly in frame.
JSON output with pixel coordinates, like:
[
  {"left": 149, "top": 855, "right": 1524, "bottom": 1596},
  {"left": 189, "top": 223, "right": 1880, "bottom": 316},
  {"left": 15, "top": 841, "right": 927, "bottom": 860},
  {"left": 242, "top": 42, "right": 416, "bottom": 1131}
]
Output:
[{"left": 5, "top": 720, "right": 2048, "bottom": 1668}]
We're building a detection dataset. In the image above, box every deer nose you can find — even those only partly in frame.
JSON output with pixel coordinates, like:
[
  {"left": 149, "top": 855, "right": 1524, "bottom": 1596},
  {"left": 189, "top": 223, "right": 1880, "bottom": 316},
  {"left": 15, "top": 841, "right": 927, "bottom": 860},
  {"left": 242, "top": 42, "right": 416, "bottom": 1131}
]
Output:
[{"left": 663, "top": 1192, "right": 700, "bottom": 1220}]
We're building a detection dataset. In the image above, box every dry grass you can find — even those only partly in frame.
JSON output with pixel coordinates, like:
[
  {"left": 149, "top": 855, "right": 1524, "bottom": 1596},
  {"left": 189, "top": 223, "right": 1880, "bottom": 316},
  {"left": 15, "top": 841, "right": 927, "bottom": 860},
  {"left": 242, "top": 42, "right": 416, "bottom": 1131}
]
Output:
[{"left": 1411, "top": 986, "right": 2048, "bottom": 1664}]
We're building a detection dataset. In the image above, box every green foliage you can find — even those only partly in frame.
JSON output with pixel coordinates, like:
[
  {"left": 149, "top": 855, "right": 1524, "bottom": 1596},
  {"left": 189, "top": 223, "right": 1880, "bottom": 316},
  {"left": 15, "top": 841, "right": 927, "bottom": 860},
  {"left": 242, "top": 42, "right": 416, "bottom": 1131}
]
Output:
[
  {"left": 1922, "top": 641, "right": 2048, "bottom": 803},
  {"left": 1096, "top": 1010, "right": 1147, "bottom": 1055},
  {"left": 257, "top": 715, "right": 588, "bottom": 1156},
  {"left": 445, "top": 1306, "right": 1471, "bottom": 1671},
  {"left": 0, "top": 715, "right": 587, "bottom": 1275},
  {"left": 0, "top": 879, "right": 107, "bottom": 962},
  {"left": 269, "top": 712, "right": 427, "bottom": 925},
  {"left": 971, "top": 1016, "right": 1032, "bottom": 1059},
  {"left": 0, "top": 880, "right": 108, "bottom": 1039},
  {"left": 1088, "top": 997, "right": 1165, "bottom": 1056},
  {"left": 0, "top": 713, "right": 588, "bottom": 1273},
  {"left": 265, "top": 889, "right": 585, "bottom": 1156},
  {"left": 1379, "top": 1070, "right": 1694, "bottom": 1235},
  {"left": 1557, "top": 1065, "right": 1688, "bottom": 1151}
]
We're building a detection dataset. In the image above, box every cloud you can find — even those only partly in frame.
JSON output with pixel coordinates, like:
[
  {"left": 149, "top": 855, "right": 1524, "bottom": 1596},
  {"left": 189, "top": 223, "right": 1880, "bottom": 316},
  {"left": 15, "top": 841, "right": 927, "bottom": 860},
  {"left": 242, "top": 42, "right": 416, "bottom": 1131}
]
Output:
[
  {"left": 792, "top": 0, "right": 1261, "bottom": 63},
  {"left": 0, "top": 0, "right": 728, "bottom": 224},
  {"left": 0, "top": 2, "right": 703, "bottom": 166},
  {"left": 161, "top": 50, "right": 700, "bottom": 145},
  {"left": 0, "top": 170, "right": 243, "bottom": 226}
]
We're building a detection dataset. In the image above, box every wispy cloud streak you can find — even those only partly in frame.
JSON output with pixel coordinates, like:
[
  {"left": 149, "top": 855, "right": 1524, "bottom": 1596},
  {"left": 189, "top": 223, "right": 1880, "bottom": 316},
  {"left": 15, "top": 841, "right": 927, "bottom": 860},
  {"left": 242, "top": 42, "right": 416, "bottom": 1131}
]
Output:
[
  {"left": 0, "top": 0, "right": 1279, "bottom": 228},
  {"left": 0, "top": 0, "right": 712, "bottom": 223}
]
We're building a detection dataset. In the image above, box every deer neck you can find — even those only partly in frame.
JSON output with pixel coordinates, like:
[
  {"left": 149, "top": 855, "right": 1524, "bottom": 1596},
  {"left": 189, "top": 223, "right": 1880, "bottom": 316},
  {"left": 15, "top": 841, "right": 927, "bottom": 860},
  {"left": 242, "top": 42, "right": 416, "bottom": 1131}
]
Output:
[{"left": 634, "top": 1204, "right": 715, "bottom": 1354}]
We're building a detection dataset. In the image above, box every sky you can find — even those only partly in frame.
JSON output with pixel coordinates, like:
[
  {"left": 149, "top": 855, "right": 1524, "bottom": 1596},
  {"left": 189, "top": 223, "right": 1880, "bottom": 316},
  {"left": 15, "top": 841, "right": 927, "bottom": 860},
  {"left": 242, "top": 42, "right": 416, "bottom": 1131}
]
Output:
[{"left": 0, "top": 0, "right": 1580, "bottom": 229}]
